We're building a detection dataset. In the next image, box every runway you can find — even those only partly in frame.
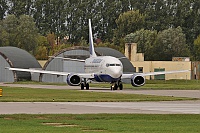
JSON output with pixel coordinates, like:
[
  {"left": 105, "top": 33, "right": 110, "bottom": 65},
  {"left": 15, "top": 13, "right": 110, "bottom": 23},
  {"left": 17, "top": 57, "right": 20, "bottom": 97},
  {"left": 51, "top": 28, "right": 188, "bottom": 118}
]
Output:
[
  {"left": 0, "top": 101, "right": 199, "bottom": 114},
  {"left": 0, "top": 83, "right": 199, "bottom": 114}
]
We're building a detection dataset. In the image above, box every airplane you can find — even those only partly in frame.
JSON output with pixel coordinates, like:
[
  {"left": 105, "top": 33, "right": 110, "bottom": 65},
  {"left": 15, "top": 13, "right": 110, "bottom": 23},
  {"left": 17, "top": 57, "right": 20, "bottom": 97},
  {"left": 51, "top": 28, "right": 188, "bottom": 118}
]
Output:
[{"left": 6, "top": 19, "right": 189, "bottom": 90}]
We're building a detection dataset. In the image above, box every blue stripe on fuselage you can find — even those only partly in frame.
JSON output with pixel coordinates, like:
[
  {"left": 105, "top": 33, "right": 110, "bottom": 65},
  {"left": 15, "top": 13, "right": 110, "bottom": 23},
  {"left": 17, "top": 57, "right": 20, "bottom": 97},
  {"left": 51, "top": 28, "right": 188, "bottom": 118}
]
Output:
[{"left": 94, "top": 74, "right": 121, "bottom": 82}]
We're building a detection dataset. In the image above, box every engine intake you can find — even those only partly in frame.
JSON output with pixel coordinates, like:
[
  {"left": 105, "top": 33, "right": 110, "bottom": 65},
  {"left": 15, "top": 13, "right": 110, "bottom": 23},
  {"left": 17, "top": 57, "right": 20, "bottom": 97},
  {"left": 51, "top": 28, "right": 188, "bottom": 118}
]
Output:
[
  {"left": 66, "top": 74, "right": 81, "bottom": 86},
  {"left": 131, "top": 74, "right": 145, "bottom": 87}
]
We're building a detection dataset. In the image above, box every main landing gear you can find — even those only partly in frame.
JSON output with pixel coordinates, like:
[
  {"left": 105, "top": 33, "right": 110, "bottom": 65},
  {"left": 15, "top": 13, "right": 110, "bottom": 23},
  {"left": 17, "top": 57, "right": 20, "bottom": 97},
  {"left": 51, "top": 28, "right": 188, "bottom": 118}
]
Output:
[
  {"left": 81, "top": 82, "right": 89, "bottom": 90},
  {"left": 110, "top": 81, "right": 123, "bottom": 90},
  {"left": 81, "top": 79, "right": 89, "bottom": 90}
]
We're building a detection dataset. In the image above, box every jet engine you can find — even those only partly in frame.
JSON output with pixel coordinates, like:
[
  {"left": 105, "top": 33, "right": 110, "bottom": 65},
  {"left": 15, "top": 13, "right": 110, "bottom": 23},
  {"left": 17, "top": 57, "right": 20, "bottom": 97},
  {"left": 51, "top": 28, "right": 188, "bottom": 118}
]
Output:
[
  {"left": 131, "top": 74, "right": 145, "bottom": 87},
  {"left": 66, "top": 74, "right": 81, "bottom": 86}
]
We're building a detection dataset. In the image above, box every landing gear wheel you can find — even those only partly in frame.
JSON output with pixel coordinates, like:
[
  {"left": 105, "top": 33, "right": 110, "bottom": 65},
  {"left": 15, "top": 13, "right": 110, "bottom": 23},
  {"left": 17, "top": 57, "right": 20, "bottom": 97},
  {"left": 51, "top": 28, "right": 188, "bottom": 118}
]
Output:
[
  {"left": 114, "top": 84, "right": 118, "bottom": 90},
  {"left": 111, "top": 83, "right": 118, "bottom": 90},
  {"left": 81, "top": 83, "right": 84, "bottom": 90},
  {"left": 111, "top": 85, "right": 113, "bottom": 90},
  {"left": 111, "top": 84, "right": 115, "bottom": 90},
  {"left": 86, "top": 83, "right": 89, "bottom": 90},
  {"left": 119, "top": 83, "right": 123, "bottom": 90},
  {"left": 118, "top": 81, "right": 123, "bottom": 90}
]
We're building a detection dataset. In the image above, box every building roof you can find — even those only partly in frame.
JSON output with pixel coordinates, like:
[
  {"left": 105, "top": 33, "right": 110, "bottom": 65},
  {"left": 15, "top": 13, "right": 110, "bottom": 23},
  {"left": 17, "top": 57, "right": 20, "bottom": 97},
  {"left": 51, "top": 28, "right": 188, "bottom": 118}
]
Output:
[
  {"left": 0, "top": 46, "right": 41, "bottom": 80},
  {"left": 0, "top": 47, "right": 41, "bottom": 68}
]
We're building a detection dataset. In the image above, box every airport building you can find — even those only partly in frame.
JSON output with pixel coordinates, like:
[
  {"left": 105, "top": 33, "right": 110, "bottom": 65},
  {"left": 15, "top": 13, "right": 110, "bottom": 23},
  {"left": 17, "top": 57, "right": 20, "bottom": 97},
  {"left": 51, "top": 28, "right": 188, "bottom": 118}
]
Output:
[
  {"left": 125, "top": 43, "right": 192, "bottom": 80},
  {"left": 0, "top": 47, "right": 41, "bottom": 82}
]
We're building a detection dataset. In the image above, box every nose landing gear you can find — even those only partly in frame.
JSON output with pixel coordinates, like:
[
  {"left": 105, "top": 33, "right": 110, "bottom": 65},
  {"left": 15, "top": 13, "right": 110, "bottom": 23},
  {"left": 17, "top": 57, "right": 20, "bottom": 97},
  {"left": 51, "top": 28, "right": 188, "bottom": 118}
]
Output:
[{"left": 110, "top": 81, "right": 123, "bottom": 90}]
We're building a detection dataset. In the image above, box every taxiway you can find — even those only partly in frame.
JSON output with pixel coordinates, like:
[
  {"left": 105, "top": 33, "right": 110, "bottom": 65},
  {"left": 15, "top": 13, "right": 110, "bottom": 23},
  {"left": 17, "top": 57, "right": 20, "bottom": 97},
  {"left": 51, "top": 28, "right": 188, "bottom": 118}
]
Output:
[{"left": 0, "top": 101, "right": 199, "bottom": 114}]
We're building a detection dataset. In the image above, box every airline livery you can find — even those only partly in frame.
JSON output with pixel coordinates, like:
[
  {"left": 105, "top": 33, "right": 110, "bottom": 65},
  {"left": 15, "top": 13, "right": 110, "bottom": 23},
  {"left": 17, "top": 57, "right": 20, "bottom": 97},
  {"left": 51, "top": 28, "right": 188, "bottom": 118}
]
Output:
[{"left": 6, "top": 19, "right": 189, "bottom": 90}]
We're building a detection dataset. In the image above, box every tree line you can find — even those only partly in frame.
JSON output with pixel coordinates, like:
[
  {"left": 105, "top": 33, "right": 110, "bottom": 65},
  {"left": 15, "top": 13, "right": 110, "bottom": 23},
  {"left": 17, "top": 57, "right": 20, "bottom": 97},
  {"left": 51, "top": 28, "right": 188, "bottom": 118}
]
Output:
[{"left": 0, "top": 0, "right": 200, "bottom": 60}]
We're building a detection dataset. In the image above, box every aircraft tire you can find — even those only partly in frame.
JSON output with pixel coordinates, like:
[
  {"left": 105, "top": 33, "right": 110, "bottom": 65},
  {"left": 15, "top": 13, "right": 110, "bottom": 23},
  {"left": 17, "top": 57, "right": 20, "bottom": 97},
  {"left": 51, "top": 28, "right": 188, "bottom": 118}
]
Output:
[
  {"left": 81, "top": 83, "right": 84, "bottom": 90},
  {"left": 119, "top": 83, "right": 123, "bottom": 90},
  {"left": 86, "top": 83, "right": 89, "bottom": 90},
  {"left": 114, "top": 84, "right": 118, "bottom": 90},
  {"left": 110, "top": 86, "right": 113, "bottom": 90}
]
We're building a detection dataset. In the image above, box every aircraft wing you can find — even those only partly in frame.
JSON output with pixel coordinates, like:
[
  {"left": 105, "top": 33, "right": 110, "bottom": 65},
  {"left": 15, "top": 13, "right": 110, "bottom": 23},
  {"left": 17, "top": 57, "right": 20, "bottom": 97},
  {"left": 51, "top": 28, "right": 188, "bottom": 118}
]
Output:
[
  {"left": 5, "top": 67, "right": 94, "bottom": 78},
  {"left": 121, "top": 70, "right": 190, "bottom": 79}
]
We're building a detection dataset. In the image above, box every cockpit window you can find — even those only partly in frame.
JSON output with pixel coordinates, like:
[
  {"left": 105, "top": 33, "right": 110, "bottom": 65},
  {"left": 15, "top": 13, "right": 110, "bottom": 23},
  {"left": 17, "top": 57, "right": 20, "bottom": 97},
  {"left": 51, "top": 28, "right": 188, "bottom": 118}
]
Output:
[{"left": 106, "top": 64, "right": 121, "bottom": 67}]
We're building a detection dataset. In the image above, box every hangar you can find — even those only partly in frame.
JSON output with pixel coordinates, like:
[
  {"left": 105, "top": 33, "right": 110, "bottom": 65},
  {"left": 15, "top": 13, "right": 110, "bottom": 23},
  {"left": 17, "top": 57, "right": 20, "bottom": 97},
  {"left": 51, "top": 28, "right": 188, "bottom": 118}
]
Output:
[
  {"left": 0, "top": 47, "right": 41, "bottom": 82},
  {"left": 40, "top": 46, "right": 135, "bottom": 83}
]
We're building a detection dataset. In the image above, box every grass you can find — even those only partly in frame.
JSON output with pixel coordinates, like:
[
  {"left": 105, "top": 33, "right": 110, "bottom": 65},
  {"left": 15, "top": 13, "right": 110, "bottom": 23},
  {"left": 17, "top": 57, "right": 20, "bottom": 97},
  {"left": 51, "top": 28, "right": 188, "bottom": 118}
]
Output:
[
  {"left": 7, "top": 81, "right": 67, "bottom": 86},
  {"left": 0, "top": 86, "right": 196, "bottom": 102},
  {"left": 7, "top": 80, "right": 200, "bottom": 90},
  {"left": 90, "top": 80, "right": 200, "bottom": 90},
  {"left": 0, "top": 114, "right": 199, "bottom": 133}
]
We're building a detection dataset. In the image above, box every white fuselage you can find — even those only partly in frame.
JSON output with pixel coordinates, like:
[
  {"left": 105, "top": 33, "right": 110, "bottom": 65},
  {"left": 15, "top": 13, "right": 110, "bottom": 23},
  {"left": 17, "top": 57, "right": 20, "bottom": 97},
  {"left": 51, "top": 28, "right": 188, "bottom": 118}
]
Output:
[{"left": 84, "top": 56, "right": 123, "bottom": 82}]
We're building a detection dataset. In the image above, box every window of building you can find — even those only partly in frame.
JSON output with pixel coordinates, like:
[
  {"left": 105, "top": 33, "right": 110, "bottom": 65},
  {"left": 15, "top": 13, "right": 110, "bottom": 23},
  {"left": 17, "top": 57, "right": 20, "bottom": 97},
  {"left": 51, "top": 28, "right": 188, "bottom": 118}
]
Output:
[{"left": 138, "top": 67, "right": 143, "bottom": 73}]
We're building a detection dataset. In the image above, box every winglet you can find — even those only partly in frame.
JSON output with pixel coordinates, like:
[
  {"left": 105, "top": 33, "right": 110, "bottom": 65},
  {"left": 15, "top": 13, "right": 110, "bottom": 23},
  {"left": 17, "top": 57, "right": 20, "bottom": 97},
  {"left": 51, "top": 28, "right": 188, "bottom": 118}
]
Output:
[{"left": 89, "top": 19, "right": 97, "bottom": 57}]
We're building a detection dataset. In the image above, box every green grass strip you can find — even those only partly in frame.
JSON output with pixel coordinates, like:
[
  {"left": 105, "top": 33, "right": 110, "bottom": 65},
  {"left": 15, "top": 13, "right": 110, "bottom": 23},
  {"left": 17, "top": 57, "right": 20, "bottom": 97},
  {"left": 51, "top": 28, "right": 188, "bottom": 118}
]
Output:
[
  {"left": 0, "top": 86, "right": 196, "bottom": 102},
  {"left": 0, "top": 114, "right": 199, "bottom": 133}
]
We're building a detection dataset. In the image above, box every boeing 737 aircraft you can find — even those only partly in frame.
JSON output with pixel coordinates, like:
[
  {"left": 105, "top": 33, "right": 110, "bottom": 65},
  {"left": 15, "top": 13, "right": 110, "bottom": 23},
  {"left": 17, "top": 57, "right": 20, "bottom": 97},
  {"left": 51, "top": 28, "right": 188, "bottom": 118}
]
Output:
[{"left": 6, "top": 19, "right": 189, "bottom": 90}]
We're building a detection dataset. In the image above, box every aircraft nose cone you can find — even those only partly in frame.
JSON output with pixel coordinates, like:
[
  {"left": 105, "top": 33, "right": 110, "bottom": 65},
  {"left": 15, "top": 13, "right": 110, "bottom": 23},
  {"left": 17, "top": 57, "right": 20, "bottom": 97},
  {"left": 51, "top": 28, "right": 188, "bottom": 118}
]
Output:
[{"left": 112, "top": 68, "right": 122, "bottom": 78}]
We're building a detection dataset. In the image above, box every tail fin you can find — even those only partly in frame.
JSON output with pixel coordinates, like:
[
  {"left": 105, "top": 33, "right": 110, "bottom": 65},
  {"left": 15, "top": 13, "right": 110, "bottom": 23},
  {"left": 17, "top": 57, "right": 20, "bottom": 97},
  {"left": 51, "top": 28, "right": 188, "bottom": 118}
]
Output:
[{"left": 89, "top": 19, "right": 97, "bottom": 57}]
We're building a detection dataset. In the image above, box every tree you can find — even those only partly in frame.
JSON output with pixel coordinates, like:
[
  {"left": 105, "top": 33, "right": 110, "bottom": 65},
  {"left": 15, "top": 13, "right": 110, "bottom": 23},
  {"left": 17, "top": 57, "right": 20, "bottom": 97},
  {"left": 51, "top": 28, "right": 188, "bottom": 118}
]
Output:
[
  {"left": 0, "top": 15, "right": 19, "bottom": 47},
  {"left": 1, "top": 0, "right": 199, "bottom": 59},
  {"left": 0, "top": 15, "right": 38, "bottom": 54},
  {"left": 185, "top": 0, "right": 200, "bottom": 54},
  {"left": 0, "top": 23, "right": 9, "bottom": 46},
  {"left": 17, "top": 15, "right": 38, "bottom": 54},
  {"left": 7, "top": 0, "right": 33, "bottom": 17},
  {"left": 96, "top": 0, "right": 122, "bottom": 42},
  {"left": 153, "top": 27, "right": 190, "bottom": 61},
  {"left": 114, "top": 10, "right": 145, "bottom": 45},
  {"left": 125, "top": 29, "right": 157, "bottom": 60},
  {"left": 33, "top": 0, "right": 67, "bottom": 37},
  {"left": 193, "top": 35, "right": 200, "bottom": 60},
  {"left": 144, "top": 0, "right": 175, "bottom": 31},
  {"left": 0, "top": 0, "right": 8, "bottom": 19},
  {"left": 35, "top": 46, "right": 48, "bottom": 60}
]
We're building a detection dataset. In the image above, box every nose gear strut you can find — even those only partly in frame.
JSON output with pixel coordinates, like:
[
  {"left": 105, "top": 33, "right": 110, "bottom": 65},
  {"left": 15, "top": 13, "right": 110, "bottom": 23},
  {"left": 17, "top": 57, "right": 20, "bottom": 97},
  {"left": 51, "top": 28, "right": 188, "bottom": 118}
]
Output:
[{"left": 110, "top": 81, "right": 123, "bottom": 90}]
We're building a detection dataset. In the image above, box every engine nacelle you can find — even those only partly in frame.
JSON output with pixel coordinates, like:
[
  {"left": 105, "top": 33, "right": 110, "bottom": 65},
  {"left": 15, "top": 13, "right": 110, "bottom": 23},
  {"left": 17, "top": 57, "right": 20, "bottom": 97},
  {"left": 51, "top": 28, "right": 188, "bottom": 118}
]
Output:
[
  {"left": 66, "top": 74, "right": 81, "bottom": 86},
  {"left": 131, "top": 74, "right": 145, "bottom": 87}
]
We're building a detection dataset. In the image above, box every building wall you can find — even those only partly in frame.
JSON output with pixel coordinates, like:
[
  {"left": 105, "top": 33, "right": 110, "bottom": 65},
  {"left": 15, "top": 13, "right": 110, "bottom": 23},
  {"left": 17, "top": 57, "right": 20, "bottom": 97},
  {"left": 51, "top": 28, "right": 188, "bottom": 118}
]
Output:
[
  {"left": 132, "top": 61, "right": 191, "bottom": 80},
  {"left": 41, "top": 54, "right": 64, "bottom": 83},
  {"left": 41, "top": 49, "right": 88, "bottom": 83},
  {"left": 0, "top": 55, "right": 15, "bottom": 82},
  {"left": 38, "top": 60, "right": 47, "bottom": 67},
  {"left": 191, "top": 62, "right": 200, "bottom": 80},
  {"left": 124, "top": 43, "right": 144, "bottom": 61}
]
